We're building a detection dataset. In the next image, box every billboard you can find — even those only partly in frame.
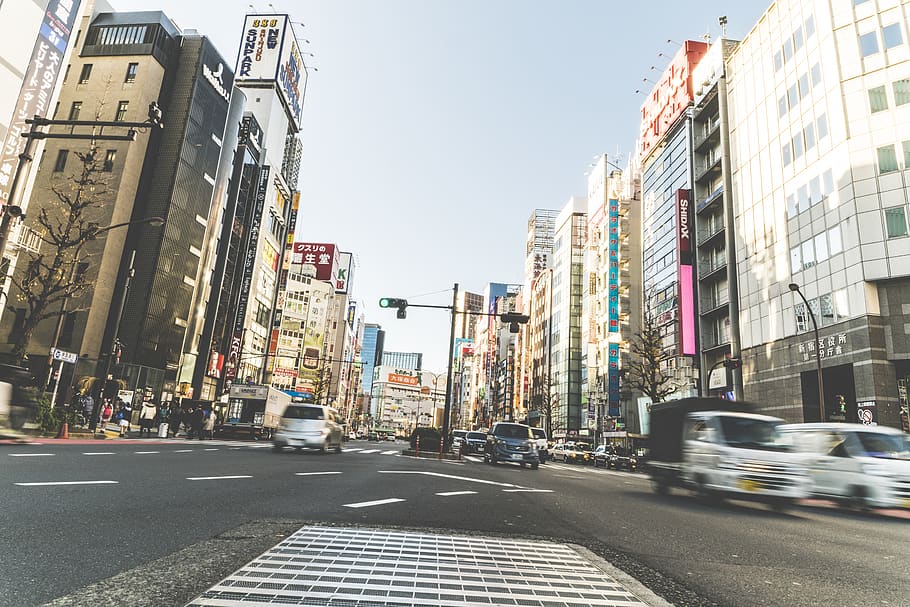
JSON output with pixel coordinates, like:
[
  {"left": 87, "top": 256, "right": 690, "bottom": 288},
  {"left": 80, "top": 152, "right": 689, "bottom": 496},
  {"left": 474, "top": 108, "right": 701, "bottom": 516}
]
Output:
[
  {"left": 292, "top": 242, "right": 338, "bottom": 281},
  {"left": 0, "top": 0, "right": 83, "bottom": 205},
  {"left": 608, "top": 198, "right": 620, "bottom": 332},
  {"left": 638, "top": 40, "right": 708, "bottom": 161},
  {"left": 334, "top": 251, "right": 353, "bottom": 294},
  {"left": 235, "top": 14, "right": 306, "bottom": 130}
]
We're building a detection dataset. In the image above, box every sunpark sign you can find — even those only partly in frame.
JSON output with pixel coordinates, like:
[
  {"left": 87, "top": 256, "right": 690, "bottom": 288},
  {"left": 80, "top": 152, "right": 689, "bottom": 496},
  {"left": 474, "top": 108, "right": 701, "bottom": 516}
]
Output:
[{"left": 234, "top": 15, "right": 307, "bottom": 130}]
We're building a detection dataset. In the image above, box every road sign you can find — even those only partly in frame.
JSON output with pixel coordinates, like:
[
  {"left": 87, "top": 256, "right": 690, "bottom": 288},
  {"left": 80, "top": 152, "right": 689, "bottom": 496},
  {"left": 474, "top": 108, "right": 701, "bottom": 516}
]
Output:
[{"left": 51, "top": 348, "right": 78, "bottom": 364}]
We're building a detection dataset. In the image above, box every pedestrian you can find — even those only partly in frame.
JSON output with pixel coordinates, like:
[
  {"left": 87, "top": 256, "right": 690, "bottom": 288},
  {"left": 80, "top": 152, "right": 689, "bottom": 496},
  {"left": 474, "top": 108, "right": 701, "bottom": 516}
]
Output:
[
  {"left": 169, "top": 405, "right": 183, "bottom": 437},
  {"left": 202, "top": 407, "right": 216, "bottom": 440},
  {"left": 99, "top": 400, "right": 114, "bottom": 433},
  {"left": 81, "top": 394, "right": 95, "bottom": 428},
  {"left": 138, "top": 399, "right": 157, "bottom": 438},
  {"left": 191, "top": 405, "right": 205, "bottom": 440},
  {"left": 117, "top": 406, "right": 130, "bottom": 437}
]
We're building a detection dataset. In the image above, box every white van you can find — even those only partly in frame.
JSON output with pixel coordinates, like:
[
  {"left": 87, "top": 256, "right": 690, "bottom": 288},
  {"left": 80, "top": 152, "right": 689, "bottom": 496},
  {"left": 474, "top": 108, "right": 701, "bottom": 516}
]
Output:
[
  {"left": 779, "top": 423, "right": 910, "bottom": 509},
  {"left": 272, "top": 404, "right": 343, "bottom": 454}
]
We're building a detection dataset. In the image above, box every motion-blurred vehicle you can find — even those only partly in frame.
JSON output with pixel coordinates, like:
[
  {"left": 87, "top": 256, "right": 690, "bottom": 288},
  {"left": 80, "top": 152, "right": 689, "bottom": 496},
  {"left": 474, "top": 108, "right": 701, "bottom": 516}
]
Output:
[
  {"left": 593, "top": 444, "right": 613, "bottom": 468},
  {"left": 608, "top": 446, "right": 638, "bottom": 471},
  {"left": 779, "top": 423, "right": 910, "bottom": 509},
  {"left": 462, "top": 431, "right": 487, "bottom": 454},
  {"left": 530, "top": 427, "right": 549, "bottom": 462},
  {"left": 484, "top": 422, "right": 539, "bottom": 469},
  {"left": 647, "top": 398, "right": 810, "bottom": 506},
  {"left": 451, "top": 429, "right": 468, "bottom": 453},
  {"left": 551, "top": 442, "right": 567, "bottom": 461},
  {"left": 563, "top": 442, "right": 594, "bottom": 465},
  {"left": 272, "top": 404, "right": 343, "bottom": 454}
]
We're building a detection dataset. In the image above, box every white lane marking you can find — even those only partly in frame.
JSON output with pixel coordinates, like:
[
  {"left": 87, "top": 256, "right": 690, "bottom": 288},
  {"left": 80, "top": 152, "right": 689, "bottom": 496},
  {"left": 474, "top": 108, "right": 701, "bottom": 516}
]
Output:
[
  {"left": 186, "top": 475, "right": 252, "bottom": 481},
  {"left": 503, "top": 488, "right": 555, "bottom": 493},
  {"left": 463, "top": 456, "right": 483, "bottom": 463},
  {"left": 344, "top": 448, "right": 363, "bottom": 452},
  {"left": 204, "top": 448, "right": 219, "bottom": 451},
  {"left": 436, "top": 491, "right": 478, "bottom": 496},
  {"left": 359, "top": 449, "right": 380, "bottom": 454},
  {"left": 134, "top": 451, "right": 160, "bottom": 454},
  {"left": 381, "top": 450, "right": 399, "bottom": 455},
  {"left": 9, "top": 453, "right": 55, "bottom": 457},
  {"left": 15, "top": 480, "right": 118, "bottom": 486},
  {"left": 295, "top": 472, "right": 343, "bottom": 476},
  {"left": 174, "top": 449, "right": 193, "bottom": 453},
  {"left": 378, "top": 470, "right": 523, "bottom": 489},
  {"left": 82, "top": 452, "right": 115, "bottom": 456},
  {"left": 343, "top": 498, "right": 405, "bottom": 509}
]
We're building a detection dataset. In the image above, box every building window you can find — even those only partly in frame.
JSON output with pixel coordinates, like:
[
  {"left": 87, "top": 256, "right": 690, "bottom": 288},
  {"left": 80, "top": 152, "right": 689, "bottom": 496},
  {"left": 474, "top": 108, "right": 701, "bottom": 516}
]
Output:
[
  {"left": 883, "top": 23, "right": 903, "bottom": 49},
  {"left": 814, "top": 233, "right": 829, "bottom": 263},
  {"left": 869, "top": 86, "right": 888, "bottom": 112},
  {"left": 805, "top": 16, "right": 816, "bottom": 39},
  {"left": 798, "top": 73, "right": 810, "bottom": 99},
  {"left": 801, "top": 240, "right": 815, "bottom": 268},
  {"left": 829, "top": 225, "right": 843, "bottom": 255},
  {"left": 790, "top": 245, "right": 801, "bottom": 273},
  {"left": 78, "top": 63, "right": 92, "bottom": 84},
  {"left": 811, "top": 63, "right": 822, "bottom": 86},
  {"left": 793, "top": 28, "right": 804, "bottom": 52},
  {"left": 255, "top": 301, "right": 271, "bottom": 328},
  {"left": 792, "top": 133, "right": 804, "bottom": 160},
  {"left": 805, "top": 122, "right": 816, "bottom": 150},
  {"left": 778, "top": 95, "right": 788, "bottom": 118},
  {"left": 860, "top": 31, "right": 879, "bottom": 57},
  {"left": 885, "top": 206, "right": 908, "bottom": 237},
  {"left": 822, "top": 169, "right": 834, "bottom": 196},
  {"left": 877, "top": 144, "right": 899, "bottom": 173},
  {"left": 782, "top": 142, "right": 792, "bottom": 166},
  {"left": 817, "top": 114, "right": 828, "bottom": 139},
  {"left": 103, "top": 149, "right": 116, "bottom": 172},
  {"left": 53, "top": 149, "right": 68, "bottom": 172},
  {"left": 788, "top": 84, "right": 799, "bottom": 108},
  {"left": 819, "top": 294, "right": 835, "bottom": 326},
  {"left": 773, "top": 50, "right": 783, "bottom": 72},
  {"left": 68, "top": 101, "right": 82, "bottom": 120},
  {"left": 125, "top": 62, "right": 138, "bottom": 83},
  {"left": 809, "top": 176, "right": 821, "bottom": 204},
  {"left": 115, "top": 101, "right": 128, "bottom": 121},
  {"left": 794, "top": 301, "right": 808, "bottom": 333},
  {"left": 894, "top": 79, "right": 910, "bottom": 105}
]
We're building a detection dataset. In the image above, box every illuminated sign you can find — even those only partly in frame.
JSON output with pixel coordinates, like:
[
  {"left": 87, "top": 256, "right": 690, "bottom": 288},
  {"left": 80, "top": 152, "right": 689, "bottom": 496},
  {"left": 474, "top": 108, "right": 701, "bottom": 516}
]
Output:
[
  {"left": 292, "top": 242, "right": 338, "bottom": 281},
  {"left": 608, "top": 198, "right": 620, "bottom": 332},
  {"left": 608, "top": 343, "right": 620, "bottom": 417},
  {"left": 677, "top": 189, "right": 696, "bottom": 356},
  {"left": 334, "top": 251, "right": 353, "bottom": 294},
  {"left": 388, "top": 373, "right": 419, "bottom": 386}
]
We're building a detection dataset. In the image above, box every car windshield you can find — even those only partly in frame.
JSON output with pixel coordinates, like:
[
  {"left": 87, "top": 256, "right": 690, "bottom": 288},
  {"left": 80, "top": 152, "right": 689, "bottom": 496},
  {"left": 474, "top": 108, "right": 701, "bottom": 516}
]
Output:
[
  {"left": 853, "top": 432, "right": 910, "bottom": 459},
  {"left": 495, "top": 424, "right": 531, "bottom": 439},
  {"left": 575, "top": 443, "right": 592, "bottom": 452},
  {"left": 283, "top": 406, "right": 323, "bottom": 420},
  {"left": 719, "top": 417, "right": 789, "bottom": 450},
  {"left": 531, "top": 428, "right": 546, "bottom": 439},
  {"left": 467, "top": 432, "right": 486, "bottom": 441}
]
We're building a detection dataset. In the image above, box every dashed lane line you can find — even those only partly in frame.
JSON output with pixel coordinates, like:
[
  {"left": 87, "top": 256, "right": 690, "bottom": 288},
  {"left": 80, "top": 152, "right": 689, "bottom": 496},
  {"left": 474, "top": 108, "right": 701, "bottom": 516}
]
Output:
[
  {"left": 174, "top": 449, "right": 193, "bottom": 453},
  {"left": 294, "top": 472, "right": 342, "bottom": 476},
  {"left": 204, "top": 448, "right": 219, "bottom": 451},
  {"left": 186, "top": 475, "right": 252, "bottom": 481},
  {"left": 82, "top": 452, "right": 115, "bottom": 456},
  {"left": 15, "top": 480, "right": 118, "bottom": 486},
  {"left": 436, "top": 490, "right": 477, "bottom": 496},
  {"left": 8, "top": 453, "right": 55, "bottom": 457},
  {"left": 134, "top": 451, "right": 160, "bottom": 454},
  {"left": 343, "top": 498, "right": 405, "bottom": 509},
  {"left": 378, "top": 470, "right": 523, "bottom": 489},
  {"left": 503, "top": 488, "right": 555, "bottom": 493}
]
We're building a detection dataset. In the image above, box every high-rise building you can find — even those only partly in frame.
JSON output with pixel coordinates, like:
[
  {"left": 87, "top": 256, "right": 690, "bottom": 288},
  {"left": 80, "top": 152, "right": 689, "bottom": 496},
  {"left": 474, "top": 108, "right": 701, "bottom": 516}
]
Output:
[
  {"left": 360, "top": 323, "right": 383, "bottom": 396},
  {"left": 726, "top": 0, "right": 910, "bottom": 427},
  {"left": 0, "top": 10, "right": 238, "bottom": 405},
  {"left": 639, "top": 40, "right": 709, "bottom": 402}
]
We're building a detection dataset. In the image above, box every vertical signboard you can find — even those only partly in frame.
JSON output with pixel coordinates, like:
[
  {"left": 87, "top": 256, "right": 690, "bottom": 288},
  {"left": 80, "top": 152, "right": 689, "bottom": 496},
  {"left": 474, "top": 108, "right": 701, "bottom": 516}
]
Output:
[
  {"left": 0, "top": 0, "right": 82, "bottom": 205},
  {"left": 676, "top": 189, "right": 696, "bottom": 356},
  {"left": 608, "top": 343, "right": 620, "bottom": 417},
  {"left": 225, "top": 165, "right": 271, "bottom": 381},
  {"left": 334, "top": 251, "right": 353, "bottom": 294},
  {"left": 608, "top": 198, "right": 620, "bottom": 332}
]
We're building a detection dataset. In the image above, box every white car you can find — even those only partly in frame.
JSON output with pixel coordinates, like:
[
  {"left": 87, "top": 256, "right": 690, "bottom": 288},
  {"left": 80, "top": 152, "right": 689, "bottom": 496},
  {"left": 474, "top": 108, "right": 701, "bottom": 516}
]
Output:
[
  {"left": 272, "top": 404, "right": 343, "bottom": 454},
  {"left": 779, "top": 423, "right": 910, "bottom": 509}
]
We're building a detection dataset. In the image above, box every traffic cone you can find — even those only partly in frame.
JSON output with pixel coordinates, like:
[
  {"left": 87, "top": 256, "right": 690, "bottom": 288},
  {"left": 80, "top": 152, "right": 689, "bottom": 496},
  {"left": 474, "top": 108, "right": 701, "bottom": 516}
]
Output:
[{"left": 56, "top": 420, "right": 69, "bottom": 439}]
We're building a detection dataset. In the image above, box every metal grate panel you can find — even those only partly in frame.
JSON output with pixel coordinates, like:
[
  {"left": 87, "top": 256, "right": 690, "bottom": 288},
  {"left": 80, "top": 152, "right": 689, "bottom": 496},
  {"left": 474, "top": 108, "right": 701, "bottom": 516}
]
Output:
[{"left": 186, "top": 526, "right": 648, "bottom": 606}]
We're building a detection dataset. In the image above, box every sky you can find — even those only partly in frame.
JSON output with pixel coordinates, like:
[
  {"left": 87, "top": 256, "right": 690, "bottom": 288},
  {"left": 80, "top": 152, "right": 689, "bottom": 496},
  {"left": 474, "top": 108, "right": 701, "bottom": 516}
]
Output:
[{"left": 113, "top": 0, "right": 769, "bottom": 373}]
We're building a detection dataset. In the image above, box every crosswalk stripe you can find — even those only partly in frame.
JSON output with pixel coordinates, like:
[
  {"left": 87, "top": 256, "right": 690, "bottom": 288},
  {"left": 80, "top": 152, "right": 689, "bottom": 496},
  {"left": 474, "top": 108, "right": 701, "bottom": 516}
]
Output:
[
  {"left": 359, "top": 449, "right": 380, "bottom": 454},
  {"left": 381, "top": 450, "right": 399, "bottom": 455}
]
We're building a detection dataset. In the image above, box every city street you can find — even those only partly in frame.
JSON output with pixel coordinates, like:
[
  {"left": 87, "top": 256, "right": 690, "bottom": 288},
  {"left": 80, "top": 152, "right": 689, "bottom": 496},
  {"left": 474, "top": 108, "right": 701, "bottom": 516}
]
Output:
[{"left": 1, "top": 437, "right": 907, "bottom": 607}]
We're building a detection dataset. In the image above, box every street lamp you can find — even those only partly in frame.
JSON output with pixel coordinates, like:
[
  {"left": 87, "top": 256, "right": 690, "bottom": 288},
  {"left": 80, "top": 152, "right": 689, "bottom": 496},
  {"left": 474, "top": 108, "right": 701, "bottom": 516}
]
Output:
[{"left": 789, "top": 283, "right": 825, "bottom": 422}]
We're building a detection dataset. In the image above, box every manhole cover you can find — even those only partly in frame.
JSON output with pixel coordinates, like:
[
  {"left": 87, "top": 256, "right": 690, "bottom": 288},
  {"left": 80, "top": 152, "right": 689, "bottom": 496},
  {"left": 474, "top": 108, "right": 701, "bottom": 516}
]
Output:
[{"left": 187, "top": 526, "right": 649, "bottom": 606}]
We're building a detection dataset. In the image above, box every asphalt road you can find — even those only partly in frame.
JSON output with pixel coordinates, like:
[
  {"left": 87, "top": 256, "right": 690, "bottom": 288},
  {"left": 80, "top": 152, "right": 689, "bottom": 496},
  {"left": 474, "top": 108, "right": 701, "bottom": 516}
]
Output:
[{"left": 1, "top": 437, "right": 907, "bottom": 607}]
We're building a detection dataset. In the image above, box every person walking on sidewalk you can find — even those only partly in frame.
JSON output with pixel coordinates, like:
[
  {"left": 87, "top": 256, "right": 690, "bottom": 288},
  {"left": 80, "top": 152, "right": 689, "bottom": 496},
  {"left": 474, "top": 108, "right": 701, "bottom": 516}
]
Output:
[
  {"left": 117, "top": 405, "right": 130, "bottom": 437},
  {"left": 138, "top": 400, "right": 157, "bottom": 438},
  {"left": 202, "top": 407, "right": 216, "bottom": 440},
  {"left": 99, "top": 400, "right": 113, "bottom": 434},
  {"left": 190, "top": 405, "right": 205, "bottom": 440}
]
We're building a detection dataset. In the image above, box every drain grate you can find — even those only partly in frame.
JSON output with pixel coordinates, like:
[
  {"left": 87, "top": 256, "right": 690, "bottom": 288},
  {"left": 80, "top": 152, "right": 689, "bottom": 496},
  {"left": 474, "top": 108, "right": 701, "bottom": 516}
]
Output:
[{"left": 186, "top": 526, "right": 648, "bottom": 606}]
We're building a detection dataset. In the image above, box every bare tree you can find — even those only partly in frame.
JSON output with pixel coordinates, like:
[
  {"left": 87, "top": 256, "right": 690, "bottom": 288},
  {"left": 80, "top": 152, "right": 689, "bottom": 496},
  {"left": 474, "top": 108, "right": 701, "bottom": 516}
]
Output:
[
  {"left": 625, "top": 306, "right": 677, "bottom": 404},
  {"left": 8, "top": 148, "right": 110, "bottom": 364},
  {"left": 530, "top": 363, "right": 559, "bottom": 437}
]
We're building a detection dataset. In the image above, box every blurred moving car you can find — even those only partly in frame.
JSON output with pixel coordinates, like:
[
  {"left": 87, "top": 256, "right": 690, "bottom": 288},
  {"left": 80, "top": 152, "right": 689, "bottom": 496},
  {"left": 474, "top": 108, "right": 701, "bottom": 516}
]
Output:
[
  {"left": 779, "top": 423, "right": 910, "bottom": 509},
  {"left": 462, "top": 431, "right": 487, "bottom": 454},
  {"left": 451, "top": 429, "right": 468, "bottom": 453},
  {"left": 608, "top": 446, "right": 638, "bottom": 471},
  {"left": 484, "top": 422, "right": 540, "bottom": 469},
  {"left": 530, "top": 427, "right": 549, "bottom": 462},
  {"left": 593, "top": 444, "right": 613, "bottom": 468},
  {"left": 563, "top": 442, "right": 594, "bottom": 465},
  {"left": 272, "top": 404, "right": 343, "bottom": 454},
  {"left": 551, "top": 442, "right": 567, "bottom": 461}
]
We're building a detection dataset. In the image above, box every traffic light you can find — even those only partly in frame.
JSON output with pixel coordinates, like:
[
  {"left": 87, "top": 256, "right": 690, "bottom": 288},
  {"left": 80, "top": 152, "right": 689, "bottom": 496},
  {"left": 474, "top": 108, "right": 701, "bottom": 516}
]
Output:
[
  {"left": 379, "top": 297, "right": 408, "bottom": 319},
  {"left": 723, "top": 357, "right": 742, "bottom": 370},
  {"left": 500, "top": 312, "right": 530, "bottom": 333}
]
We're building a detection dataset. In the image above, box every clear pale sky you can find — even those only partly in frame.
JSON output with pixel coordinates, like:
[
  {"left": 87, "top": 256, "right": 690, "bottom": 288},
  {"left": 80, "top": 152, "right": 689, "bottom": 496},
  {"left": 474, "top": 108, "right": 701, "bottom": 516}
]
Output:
[{"left": 113, "top": 0, "right": 769, "bottom": 373}]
